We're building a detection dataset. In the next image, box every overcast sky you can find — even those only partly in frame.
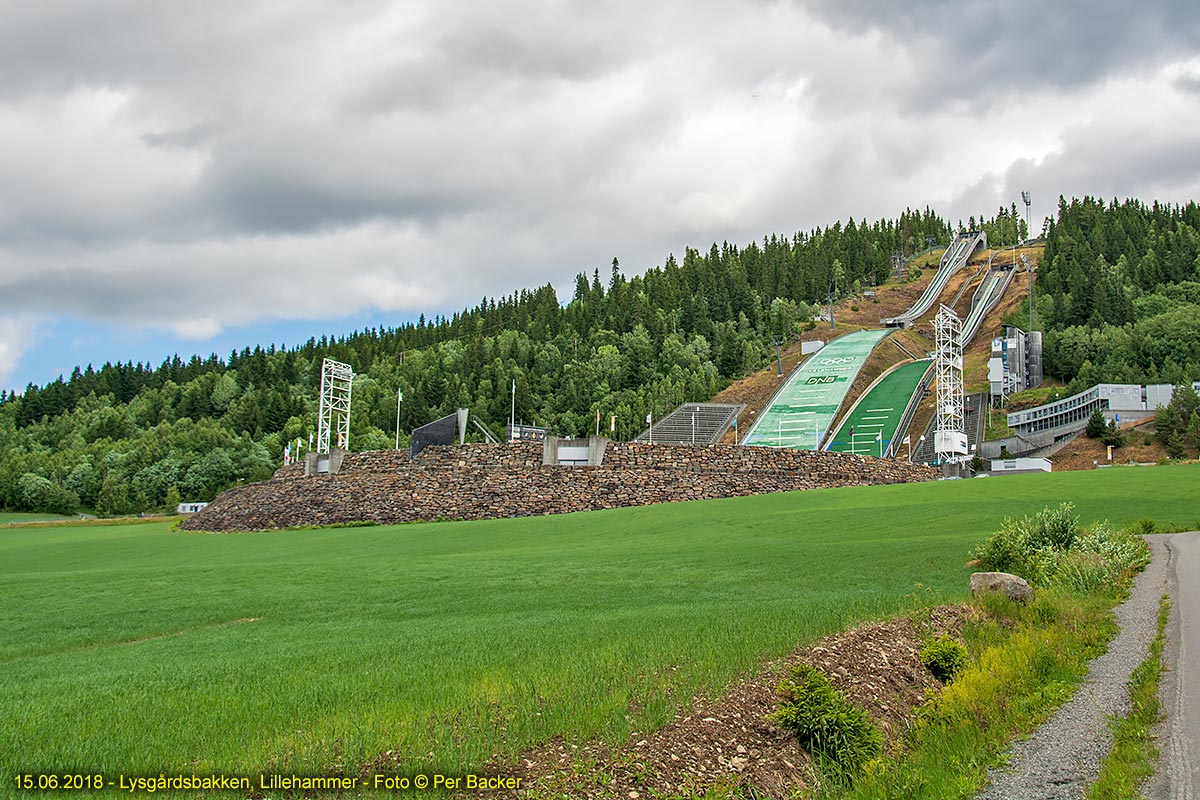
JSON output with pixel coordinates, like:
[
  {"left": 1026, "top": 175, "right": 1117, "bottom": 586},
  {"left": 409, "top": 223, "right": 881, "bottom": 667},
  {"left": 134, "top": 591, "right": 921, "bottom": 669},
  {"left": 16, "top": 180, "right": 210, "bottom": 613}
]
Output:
[{"left": 3, "top": 0, "right": 1200, "bottom": 392}]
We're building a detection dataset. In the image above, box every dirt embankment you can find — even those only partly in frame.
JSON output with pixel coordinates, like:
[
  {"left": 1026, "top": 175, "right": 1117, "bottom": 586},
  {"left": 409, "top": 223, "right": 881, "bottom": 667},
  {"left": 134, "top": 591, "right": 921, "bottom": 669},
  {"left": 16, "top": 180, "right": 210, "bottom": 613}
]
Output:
[{"left": 475, "top": 606, "right": 969, "bottom": 799}]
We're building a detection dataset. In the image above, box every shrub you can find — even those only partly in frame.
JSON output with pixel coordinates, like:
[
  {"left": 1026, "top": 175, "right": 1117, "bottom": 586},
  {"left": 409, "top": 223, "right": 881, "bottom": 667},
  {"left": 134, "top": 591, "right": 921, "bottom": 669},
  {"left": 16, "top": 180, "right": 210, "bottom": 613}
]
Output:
[
  {"left": 971, "top": 503, "right": 1153, "bottom": 591},
  {"left": 1026, "top": 503, "right": 1079, "bottom": 551},
  {"left": 1101, "top": 421, "right": 1125, "bottom": 448},
  {"left": 774, "top": 664, "right": 883, "bottom": 777},
  {"left": 971, "top": 520, "right": 1038, "bottom": 581},
  {"left": 1132, "top": 518, "right": 1156, "bottom": 536},
  {"left": 1085, "top": 410, "right": 1108, "bottom": 439},
  {"left": 1046, "top": 550, "right": 1113, "bottom": 593},
  {"left": 920, "top": 636, "right": 969, "bottom": 682},
  {"left": 973, "top": 506, "right": 1150, "bottom": 592},
  {"left": 970, "top": 503, "right": 1079, "bottom": 582}
]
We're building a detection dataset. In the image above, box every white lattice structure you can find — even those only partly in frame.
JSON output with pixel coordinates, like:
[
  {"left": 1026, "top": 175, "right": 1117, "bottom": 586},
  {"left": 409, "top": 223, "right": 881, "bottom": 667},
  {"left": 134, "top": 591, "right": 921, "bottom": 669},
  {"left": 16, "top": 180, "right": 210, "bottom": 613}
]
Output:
[
  {"left": 933, "top": 305, "right": 967, "bottom": 460},
  {"left": 317, "top": 358, "right": 354, "bottom": 453}
]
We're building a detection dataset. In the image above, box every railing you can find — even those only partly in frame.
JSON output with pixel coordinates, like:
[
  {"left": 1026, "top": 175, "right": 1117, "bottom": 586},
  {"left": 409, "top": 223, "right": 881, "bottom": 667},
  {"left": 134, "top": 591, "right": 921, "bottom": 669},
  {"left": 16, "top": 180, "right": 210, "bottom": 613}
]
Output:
[
  {"left": 882, "top": 231, "right": 986, "bottom": 327},
  {"left": 960, "top": 267, "right": 1016, "bottom": 345}
]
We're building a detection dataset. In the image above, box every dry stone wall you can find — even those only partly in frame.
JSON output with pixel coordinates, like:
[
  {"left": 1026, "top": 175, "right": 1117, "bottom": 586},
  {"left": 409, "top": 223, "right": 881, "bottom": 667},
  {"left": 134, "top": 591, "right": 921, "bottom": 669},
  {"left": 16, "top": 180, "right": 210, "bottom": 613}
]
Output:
[{"left": 183, "top": 442, "right": 938, "bottom": 532}]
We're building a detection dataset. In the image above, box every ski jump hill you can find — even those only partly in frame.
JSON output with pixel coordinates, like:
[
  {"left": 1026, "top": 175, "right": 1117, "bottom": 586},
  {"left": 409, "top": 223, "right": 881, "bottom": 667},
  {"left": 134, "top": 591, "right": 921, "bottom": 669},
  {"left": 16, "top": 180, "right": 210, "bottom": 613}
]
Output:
[{"left": 741, "top": 230, "right": 1019, "bottom": 457}]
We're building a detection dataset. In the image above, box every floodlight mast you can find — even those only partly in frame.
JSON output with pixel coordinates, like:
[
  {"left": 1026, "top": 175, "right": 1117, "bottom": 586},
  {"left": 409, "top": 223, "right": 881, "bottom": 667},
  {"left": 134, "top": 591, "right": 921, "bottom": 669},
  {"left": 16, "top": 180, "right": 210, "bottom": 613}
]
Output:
[
  {"left": 1020, "top": 191, "right": 1031, "bottom": 241},
  {"left": 317, "top": 358, "right": 354, "bottom": 454}
]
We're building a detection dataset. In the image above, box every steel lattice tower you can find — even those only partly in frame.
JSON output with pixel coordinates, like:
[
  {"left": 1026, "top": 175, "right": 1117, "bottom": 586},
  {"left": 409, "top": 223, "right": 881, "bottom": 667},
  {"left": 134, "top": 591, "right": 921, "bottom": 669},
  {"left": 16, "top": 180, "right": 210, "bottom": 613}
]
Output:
[
  {"left": 933, "top": 305, "right": 967, "bottom": 460},
  {"left": 317, "top": 358, "right": 354, "bottom": 453}
]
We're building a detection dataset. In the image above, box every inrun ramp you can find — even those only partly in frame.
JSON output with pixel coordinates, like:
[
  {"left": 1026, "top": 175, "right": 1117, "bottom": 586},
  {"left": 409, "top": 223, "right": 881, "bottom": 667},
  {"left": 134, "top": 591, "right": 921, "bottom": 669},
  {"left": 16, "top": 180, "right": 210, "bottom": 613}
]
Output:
[
  {"left": 826, "top": 359, "right": 932, "bottom": 458},
  {"left": 961, "top": 267, "right": 1016, "bottom": 345},
  {"left": 882, "top": 230, "right": 986, "bottom": 328},
  {"left": 742, "top": 329, "right": 892, "bottom": 450}
]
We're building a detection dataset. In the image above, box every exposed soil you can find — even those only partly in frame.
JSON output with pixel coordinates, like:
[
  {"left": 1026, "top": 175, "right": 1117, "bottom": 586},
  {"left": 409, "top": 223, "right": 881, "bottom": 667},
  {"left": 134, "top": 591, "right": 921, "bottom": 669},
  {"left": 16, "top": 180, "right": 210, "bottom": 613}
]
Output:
[
  {"left": 479, "top": 606, "right": 970, "bottom": 799},
  {"left": 1047, "top": 419, "right": 1169, "bottom": 471}
]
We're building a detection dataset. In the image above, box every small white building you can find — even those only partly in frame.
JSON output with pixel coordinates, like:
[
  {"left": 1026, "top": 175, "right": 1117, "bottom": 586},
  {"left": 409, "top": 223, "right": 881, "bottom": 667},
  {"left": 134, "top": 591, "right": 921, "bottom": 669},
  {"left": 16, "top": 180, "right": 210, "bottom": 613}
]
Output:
[
  {"left": 989, "top": 457, "right": 1052, "bottom": 474},
  {"left": 177, "top": 502, "right": 209, "bottom": 514}
]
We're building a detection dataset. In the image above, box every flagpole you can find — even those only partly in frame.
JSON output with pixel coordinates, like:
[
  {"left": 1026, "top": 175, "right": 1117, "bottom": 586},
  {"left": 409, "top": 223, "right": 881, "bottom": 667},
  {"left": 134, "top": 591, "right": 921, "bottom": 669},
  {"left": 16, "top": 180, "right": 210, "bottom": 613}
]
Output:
[
  {"left": 395, "top": 388, "right": 403, "bottom": 450},
  {"left": 510, "top": 379, "right": 516, "bottom": 441}
]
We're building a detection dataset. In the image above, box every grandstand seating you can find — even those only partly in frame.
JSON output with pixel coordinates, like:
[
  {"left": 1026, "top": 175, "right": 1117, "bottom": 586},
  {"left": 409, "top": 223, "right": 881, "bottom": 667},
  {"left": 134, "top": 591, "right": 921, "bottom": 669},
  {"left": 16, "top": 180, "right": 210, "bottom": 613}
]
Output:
[{"left": 635, "top": 403, "right": 745, "bottom": 446}]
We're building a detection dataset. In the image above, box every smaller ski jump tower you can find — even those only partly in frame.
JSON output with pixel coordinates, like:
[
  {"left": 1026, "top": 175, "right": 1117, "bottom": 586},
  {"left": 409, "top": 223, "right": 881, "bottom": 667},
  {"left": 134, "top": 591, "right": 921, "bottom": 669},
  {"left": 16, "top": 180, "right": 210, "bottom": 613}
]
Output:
[{"left": 317, "top": 358, "right": 354, "bottom": 453}]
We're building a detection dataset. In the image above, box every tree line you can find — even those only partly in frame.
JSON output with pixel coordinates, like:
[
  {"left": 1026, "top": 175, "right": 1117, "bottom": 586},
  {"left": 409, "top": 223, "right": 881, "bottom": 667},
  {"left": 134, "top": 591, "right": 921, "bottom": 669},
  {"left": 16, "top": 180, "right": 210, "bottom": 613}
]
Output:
[
  {"left": 1033, "top": 196, "right": 1200, "bottom": 393},
  {"left": 0, "top": 208, "right": 954, "bottom": 515},
  {"left": 13, "top": 197, "right": 1189, "bottom": 517}
]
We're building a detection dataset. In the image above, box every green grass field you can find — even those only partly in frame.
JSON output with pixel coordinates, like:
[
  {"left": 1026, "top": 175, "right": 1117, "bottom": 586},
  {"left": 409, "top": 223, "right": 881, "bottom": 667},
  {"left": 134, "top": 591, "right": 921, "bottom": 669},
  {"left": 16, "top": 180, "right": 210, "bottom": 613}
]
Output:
[
  {"left": 2, "top": 464, "right": 1197, "bottom": 790},
  {"left": 0, "top": 511, "right": 75, "bottom": 525}
]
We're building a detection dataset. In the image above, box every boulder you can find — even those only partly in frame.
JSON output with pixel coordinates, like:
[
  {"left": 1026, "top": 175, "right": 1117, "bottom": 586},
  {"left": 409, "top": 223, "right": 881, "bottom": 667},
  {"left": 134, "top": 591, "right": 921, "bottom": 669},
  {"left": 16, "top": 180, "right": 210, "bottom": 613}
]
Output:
[{"left": 970, "top": 572, "right": 1034, "bottom": 604}]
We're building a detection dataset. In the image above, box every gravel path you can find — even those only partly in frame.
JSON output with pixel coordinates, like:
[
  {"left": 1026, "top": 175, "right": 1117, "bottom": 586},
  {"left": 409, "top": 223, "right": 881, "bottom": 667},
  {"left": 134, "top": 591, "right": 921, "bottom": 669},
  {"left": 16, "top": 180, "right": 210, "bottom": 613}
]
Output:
[
  {"left": 1147, "top": 531, "right": 1200, "bottom": 800},
  {"left": 975, "top": 536, "right": 1170, "bottom": 800}
]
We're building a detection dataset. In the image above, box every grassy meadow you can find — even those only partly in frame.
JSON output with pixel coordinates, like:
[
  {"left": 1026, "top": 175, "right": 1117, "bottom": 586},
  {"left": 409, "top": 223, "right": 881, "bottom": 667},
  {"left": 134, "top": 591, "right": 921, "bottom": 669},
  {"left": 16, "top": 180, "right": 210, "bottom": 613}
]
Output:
[
  {"left": 2, "top": 463, "right": 1197, "bottom": 791},
  {"left": 0, "top": 511, "right": 74, "bottom": 525}
]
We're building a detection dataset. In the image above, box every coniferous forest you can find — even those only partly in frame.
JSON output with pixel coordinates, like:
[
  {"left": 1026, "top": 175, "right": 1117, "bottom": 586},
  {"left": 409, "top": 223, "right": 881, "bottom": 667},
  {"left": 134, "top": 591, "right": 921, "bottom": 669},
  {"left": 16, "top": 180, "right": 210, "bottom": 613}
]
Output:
[{"left": 2, "top": 198, "right": 1199, "bottom": 515}]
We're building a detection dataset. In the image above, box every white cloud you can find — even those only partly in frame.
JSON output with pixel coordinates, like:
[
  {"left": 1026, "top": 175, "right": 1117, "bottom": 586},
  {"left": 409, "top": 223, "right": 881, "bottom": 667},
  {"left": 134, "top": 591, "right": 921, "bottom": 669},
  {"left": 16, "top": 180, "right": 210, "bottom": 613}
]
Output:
[
  {"left": 0, "top": 316, "right": 39, "bottom": 390},
  {"left": 0, "top": 0, "right": 1198, "bottom": 387}
]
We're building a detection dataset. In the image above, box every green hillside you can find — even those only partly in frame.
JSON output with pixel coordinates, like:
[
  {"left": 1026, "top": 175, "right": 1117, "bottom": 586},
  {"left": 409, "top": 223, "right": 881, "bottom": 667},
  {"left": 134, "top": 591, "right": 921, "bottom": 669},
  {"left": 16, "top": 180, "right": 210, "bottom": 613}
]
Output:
[{"left": 3, "top": 197, "right": 1200, "bottom": 519}]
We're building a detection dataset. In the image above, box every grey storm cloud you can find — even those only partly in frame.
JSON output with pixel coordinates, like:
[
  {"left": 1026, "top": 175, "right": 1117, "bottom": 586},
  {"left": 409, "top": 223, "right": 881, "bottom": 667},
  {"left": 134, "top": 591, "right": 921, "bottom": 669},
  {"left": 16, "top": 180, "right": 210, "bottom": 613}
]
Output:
[
  {"left": 1, "top": 0, "right": 1200, "bottom": 389},
  {"left": 802, "top": 0, "right": 1200, "bottom": 106}
]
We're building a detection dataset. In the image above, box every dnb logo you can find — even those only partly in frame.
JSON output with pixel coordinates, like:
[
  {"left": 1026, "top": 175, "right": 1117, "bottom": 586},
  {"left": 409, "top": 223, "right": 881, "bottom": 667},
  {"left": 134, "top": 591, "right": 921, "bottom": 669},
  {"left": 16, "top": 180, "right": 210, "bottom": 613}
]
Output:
[{"left": 805, "top": 375, "right": 847, "bottom": 385}]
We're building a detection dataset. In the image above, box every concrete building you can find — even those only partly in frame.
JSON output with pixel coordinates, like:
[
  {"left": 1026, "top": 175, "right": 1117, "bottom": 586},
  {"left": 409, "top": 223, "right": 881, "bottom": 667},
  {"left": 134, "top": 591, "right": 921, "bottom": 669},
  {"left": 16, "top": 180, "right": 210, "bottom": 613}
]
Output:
[
  {"left": 981, "top": 381, "right": 1200, "bottom": 459},
  {"left": 989, "top": 457, "right": 1052, "bottom": 474},
  {"left": 1006, "top": 383, "right": 1190, "bottom": 436},
  {"left": 988, "top": 325, "right": 1043, "bottom": 403}
]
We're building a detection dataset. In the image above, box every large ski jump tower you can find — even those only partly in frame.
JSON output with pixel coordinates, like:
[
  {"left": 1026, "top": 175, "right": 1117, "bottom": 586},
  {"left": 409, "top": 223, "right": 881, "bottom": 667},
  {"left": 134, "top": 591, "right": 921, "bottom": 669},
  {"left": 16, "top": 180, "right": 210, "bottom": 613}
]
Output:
[
  {"left": 933, "top": 305, "right": 968, "bottom": 461},
  {"left": 317, "top": 358, "right": 354, "bottom": 453}
]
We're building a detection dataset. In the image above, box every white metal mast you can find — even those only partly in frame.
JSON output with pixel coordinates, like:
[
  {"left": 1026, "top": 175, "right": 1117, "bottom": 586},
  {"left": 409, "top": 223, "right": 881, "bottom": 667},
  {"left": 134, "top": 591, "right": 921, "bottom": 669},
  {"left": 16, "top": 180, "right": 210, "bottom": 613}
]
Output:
[
  {"left": 317, "top": 358, "right": 354, "bottom": 453},
  {"left": 933, "top": 305, "right": 967, "bottom": 461}
]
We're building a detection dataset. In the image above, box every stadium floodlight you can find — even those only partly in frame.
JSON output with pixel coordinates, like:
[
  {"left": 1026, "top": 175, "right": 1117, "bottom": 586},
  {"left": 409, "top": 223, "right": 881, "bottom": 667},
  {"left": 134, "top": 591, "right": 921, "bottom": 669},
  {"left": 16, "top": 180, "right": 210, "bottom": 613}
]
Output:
[
  {"left": 317, "top": 358, "right": 354, "bottom": 454},
  {"left": 1020, "top": 191, "right": 1031, "bottom": 242}
]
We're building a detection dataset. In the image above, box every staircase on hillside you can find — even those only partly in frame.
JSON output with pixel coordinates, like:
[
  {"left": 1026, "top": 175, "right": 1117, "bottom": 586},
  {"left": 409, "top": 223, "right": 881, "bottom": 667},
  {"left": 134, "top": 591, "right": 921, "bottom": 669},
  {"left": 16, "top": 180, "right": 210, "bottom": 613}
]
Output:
[{"left": 910, "top": 392, "right": 988, "bottom": 464}]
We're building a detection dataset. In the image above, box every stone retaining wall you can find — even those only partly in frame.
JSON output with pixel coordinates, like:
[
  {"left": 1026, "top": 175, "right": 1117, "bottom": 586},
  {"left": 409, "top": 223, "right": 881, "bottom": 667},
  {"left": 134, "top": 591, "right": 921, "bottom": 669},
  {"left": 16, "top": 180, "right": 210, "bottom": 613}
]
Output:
[{"left": 183, "top": 442, "right": 937, "bottom": 532}]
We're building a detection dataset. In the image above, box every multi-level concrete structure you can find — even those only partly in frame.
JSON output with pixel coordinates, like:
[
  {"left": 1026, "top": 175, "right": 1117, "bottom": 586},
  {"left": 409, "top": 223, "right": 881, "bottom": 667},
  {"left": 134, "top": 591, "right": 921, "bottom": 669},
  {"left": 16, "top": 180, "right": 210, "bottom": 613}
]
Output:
[{"left": 988, "top": 325, "right": 1043, "bottom": 403}]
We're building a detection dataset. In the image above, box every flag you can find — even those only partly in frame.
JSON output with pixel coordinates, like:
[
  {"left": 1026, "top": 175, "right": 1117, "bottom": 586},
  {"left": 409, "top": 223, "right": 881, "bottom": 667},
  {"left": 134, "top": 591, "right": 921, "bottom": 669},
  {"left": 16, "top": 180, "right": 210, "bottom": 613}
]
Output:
[
  {"left": 876, "top": 430, "right": 882, "bottom": 440},
  {"left": 646, "top": 413, "right": 652, "bottom": 423},
  {"left": 902, "top": 435, "right": 911, "bottom": 445}
]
